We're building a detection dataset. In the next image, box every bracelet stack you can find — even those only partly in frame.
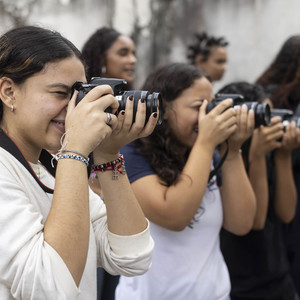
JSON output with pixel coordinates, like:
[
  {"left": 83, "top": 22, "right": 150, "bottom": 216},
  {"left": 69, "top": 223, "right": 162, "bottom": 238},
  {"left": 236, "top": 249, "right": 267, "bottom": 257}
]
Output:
[
  {"left": 91, "top": 154, "right": 126, "bottom": 180},
  {"left": 56, "top": 154, "right": 89, "bottom": 167}
]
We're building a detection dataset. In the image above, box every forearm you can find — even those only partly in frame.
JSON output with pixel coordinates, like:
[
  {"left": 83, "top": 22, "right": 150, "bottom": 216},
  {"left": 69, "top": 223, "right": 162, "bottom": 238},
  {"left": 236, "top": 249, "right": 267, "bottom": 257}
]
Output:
[
  {"left": 221, "top": 150, "right": 256, "bottom": 235},
  {"left": 95, "top": 153, "right": 147, "bottom": 235},
  {"left": 274, "top": 151, "right": 297, "bottom": 222},
  {"left": 249, "top": 156, "right": 269, "bottom": 230},
  {"left": 44, "top": 159, "right": 90, "bottom": 286},
  {"left": 162, "top": 143, "right": 214, "bottom": 228}
]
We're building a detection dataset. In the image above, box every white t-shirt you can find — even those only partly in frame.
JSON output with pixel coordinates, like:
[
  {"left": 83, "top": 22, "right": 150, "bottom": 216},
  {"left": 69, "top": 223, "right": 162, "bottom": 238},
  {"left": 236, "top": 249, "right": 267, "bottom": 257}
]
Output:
[
  {"left": 0, "top": 148, "right": 154, "bottom": 300},
  {"left": 116, "top": 180, "right": 230, "bottom": 300}
]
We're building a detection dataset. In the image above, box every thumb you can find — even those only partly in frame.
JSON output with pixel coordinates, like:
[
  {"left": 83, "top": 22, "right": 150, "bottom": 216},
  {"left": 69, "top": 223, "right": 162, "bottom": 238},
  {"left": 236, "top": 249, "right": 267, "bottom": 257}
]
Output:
[
  {"left": 66, "top": 90, "right": 78, "bottom": 117},
  {"left": 199, "top": 99, "right": 208, "bottom": 119}
]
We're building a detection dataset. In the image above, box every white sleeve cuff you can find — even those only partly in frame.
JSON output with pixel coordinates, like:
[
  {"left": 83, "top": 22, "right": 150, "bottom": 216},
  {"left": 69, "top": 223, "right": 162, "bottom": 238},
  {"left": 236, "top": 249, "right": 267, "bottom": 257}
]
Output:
[{"left": 107, "top": 219, "right": 154, "bottom": 256}]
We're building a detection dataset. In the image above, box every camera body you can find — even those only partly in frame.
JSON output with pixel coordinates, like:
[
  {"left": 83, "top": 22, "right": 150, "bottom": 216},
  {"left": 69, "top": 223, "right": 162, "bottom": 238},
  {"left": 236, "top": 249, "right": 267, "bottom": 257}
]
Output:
[
  {"left": 72, "top": 77, "right": 163, "bottom": 125},
  {"left": 271, "top": 108, "right": 300, "bottom": 128},
  {"left": 206, "top": 93, "right": 271, "bottom": 128}
]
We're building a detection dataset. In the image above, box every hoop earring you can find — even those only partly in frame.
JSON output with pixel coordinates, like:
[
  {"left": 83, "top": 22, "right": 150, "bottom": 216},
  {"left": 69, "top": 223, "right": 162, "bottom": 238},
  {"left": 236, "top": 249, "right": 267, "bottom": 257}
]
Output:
[
  {"left": 10, "top": 105, "right": 14, "bottom": 112},
  {"left": 101, "top": 66, "right": 106, "bottom": 75}
]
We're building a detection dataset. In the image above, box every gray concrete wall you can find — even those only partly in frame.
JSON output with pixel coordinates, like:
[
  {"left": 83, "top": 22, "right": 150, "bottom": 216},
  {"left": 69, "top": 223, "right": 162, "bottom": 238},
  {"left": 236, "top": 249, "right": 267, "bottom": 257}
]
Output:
[{"left": 0, "top": 0, "right": 299, "bottom": 92}]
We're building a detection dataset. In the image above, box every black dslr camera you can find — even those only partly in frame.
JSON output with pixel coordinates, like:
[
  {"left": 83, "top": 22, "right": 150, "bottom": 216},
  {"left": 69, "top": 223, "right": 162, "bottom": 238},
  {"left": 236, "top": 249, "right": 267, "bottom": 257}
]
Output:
[
  {"left": 72, "top": 77, "right": 163, "bottom": 125},
  {"left": 206, "top": 93, "right": 271, "bottom": 128},
  {"left": 271, "top": 108, "right": 300, "bottom": 128}
]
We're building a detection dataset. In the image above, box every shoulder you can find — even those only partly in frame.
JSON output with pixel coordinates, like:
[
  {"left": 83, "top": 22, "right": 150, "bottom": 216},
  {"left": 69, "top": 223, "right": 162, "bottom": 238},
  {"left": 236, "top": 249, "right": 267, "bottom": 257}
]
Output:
[{"left": 121, "top": 143, "right": 155, "bottom": 183}]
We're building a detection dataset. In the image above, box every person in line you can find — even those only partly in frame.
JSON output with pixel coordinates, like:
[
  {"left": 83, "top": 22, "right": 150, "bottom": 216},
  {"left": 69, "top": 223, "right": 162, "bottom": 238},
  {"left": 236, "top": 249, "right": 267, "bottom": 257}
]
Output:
[
  {"left": 81, "top": 27, "right": 136, "bottom": 87},
  {"left": 256, "top": 36, "right": 300, "bottom": 294},
  {"left": 0, "top": 25, "right": 158, "bottom": 300},
  {"left": 219, "top": 81, "right": 300, "bottom": 300},
  {"left": 115, "top": 63, "right": 256, "bottom": 300},
  {"left": 81, "top": 26, "right": 138, "bottom": 299},
  {"left": 187, "top": 31, "right": 229, "bottom": 83}
]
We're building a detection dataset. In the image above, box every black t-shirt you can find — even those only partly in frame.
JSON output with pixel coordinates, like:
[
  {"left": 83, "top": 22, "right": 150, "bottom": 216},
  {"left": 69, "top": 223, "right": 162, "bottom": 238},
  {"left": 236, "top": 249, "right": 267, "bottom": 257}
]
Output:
[{"left": 220, "top": 153, "right": 296, "bottom": 299}]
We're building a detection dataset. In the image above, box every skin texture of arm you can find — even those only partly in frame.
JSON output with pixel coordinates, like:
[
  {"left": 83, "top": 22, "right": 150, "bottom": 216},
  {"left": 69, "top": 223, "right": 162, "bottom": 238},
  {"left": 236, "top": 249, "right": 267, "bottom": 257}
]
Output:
[
  {"left": 248, "top": 117, "right": 284, "bottom": 229},
  {"left": 220, "top": 105, "right": 256, "bottom": 235},
  {"left": 273, "top": 121, "right": 300, "bottom": 223}
]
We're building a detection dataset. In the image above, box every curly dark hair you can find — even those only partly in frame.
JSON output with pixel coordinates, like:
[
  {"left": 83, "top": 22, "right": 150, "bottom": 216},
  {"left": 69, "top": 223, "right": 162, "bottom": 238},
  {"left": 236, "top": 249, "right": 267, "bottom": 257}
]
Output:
[
  {"left": 81, "top": 27, "right": 121, "bottom": 81},
  {"left": 134, "top": 63, "right": 207, "bottom": 186},
  {"left": 256, "top": 35, "right": 300, "bottom": 110},
  {"left": 187, "top": 32, "right": 229, "bottom": 65}
]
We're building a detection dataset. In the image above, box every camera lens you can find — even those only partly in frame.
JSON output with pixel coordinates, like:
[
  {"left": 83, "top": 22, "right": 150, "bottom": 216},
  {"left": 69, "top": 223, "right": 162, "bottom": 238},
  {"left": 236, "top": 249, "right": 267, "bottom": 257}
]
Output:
[
  {"left": 116, "top": 91, "right": 163, "bottom": 125},
  {"left": 245, "top": 102, "right": 271, "bottom": 128},
  {"left": 73, "top": 78, "right": 163, "bottom": 125}
]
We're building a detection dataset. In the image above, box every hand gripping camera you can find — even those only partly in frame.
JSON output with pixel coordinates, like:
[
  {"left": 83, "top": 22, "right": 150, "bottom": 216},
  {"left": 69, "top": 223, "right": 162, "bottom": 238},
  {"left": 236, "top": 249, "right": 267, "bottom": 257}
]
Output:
[
  {"left": 72, "top": 77, "right": 163, "bottom": 125},
  {"left": 271, "top": 108, "right": 300, "bottom": 128},
  {"left": 206, "top": 93, "right": 271, "bottom": 128}
]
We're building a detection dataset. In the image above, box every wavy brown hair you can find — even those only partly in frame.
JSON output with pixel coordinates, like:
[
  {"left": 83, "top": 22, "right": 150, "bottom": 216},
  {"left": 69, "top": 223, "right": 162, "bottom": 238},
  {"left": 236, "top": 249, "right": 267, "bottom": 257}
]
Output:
[
  {"left": 134, "top": 63, "right": 207, "bottom": 186},
  {"left": 256, "top": 35, "right": 300, "bottom": 110}
]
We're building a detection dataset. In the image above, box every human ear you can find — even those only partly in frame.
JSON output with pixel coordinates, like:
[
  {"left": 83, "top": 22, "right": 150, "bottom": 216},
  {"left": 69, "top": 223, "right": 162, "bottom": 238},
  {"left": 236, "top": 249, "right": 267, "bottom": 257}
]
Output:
[
  {"left": 0, "top": 77, "right": 16, "bottom": 110},
  {"left": 195, "top": 54, "right": 206, "bottom": 67}
]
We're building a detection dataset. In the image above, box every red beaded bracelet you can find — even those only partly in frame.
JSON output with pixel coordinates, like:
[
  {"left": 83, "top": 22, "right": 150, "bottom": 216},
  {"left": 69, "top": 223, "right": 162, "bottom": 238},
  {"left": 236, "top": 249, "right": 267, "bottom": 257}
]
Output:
[{"left": 91, "top": 154, "right": 126, "bottom": 180}]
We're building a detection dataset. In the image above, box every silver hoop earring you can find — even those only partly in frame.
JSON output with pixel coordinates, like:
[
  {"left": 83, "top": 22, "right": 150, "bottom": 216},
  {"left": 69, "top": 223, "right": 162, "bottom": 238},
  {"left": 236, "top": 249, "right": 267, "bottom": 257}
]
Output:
[{"left": 10, "top": 105, "right": 14, "bottom": 112}]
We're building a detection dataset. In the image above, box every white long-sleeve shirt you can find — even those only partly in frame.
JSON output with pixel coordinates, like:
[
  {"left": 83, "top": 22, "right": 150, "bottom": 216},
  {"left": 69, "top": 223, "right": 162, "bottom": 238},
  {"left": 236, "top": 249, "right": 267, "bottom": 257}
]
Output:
[{"left": 0, "top": 147, "right": 154, "bottom": 300}]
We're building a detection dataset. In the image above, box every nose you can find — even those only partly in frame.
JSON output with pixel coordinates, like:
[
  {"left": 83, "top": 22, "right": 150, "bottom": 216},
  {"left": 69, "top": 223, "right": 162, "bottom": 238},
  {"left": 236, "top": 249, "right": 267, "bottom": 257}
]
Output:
[{"left": 129, "top": 52, "right": 137, "bottom": 65}]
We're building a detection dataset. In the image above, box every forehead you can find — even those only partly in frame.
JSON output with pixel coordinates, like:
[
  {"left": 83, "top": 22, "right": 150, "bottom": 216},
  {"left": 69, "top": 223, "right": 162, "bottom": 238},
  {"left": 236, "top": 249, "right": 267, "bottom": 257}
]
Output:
[
  {"left": 108, "top": 35, "right": 136, "bottom": 51},
  {"left": 209, "top": 46, "right": 227, "bottom": 58},
  {"left": 36, "top": 56, "right": 86, "bottom": 85},
  {"left": 175, "top": 77, "right": 214, "bottom": 104}
]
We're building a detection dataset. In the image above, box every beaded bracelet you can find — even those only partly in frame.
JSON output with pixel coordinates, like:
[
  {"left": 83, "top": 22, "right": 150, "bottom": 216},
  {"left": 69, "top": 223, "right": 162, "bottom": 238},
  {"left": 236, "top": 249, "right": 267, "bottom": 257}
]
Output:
[
  {"left": 91, "top": 154, "right": 126, "bottom": 180},
  {"left": 59, "top": 148, "right": 89, "bottom": 162},
  {"left": 56, "top": 154, "right": 89, "bottom": 167}
]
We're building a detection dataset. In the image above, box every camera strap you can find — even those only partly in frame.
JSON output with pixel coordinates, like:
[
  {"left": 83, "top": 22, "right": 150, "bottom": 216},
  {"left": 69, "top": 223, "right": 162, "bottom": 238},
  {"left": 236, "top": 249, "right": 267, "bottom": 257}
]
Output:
[
  {"left": 208, "top": 140, "right": 229, "bottom": 182},
  {"left": 0, "top": 129, "right": 55, "bottom": 194}
]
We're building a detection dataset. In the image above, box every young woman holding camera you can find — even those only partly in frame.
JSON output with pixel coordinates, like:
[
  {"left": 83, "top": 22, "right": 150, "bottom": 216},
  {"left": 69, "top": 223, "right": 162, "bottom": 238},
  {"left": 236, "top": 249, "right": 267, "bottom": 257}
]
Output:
[
  {"left": 219, "top": 81, "right": 300, "bottom": 300},
  {"left": 115, "top": 63, "right": 256, "bottom": 300},
  {"left": 256, "top": 35, "right": 300, "bottom": 294},
  {"left": 0, "top": 25, "right": 158, "bottom": 299}
]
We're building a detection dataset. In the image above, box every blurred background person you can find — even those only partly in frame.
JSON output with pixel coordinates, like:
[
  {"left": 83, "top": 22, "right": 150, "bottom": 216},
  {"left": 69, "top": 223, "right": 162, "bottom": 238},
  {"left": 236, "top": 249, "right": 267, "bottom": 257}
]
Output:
[
  {"left": 256, "top": 36, "right": 300, "bottom": 294},
  {"left": 219, "top": 81, "right": 300, "bottom": 300},
  {"left": 82, "top": 27, "right": 137, "bottom": 88},
  {"left": 187, "top": 32, "right": 229, "bottom": 83}
]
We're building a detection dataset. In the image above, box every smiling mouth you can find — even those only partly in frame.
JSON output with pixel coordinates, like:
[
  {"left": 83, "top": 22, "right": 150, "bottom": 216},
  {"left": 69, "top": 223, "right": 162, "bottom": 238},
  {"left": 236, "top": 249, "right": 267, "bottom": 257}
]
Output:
[
  {"left": 52, "top": 120, "right": 65, "bottom": 132},
  {"left": 124, "top": 69, "right": 135, "bottom": 75}
]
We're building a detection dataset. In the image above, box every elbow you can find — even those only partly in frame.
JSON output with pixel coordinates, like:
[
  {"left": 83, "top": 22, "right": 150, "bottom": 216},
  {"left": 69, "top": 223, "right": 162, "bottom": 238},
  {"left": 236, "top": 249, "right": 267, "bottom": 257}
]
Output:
[
  {"left": 251, "top": 219, "right": 266, "bottom": 231},
  {"left": 232, "top": 224, "right": 252, "bottom": 236},
  {"left": 160, "top": 216, "right": 192, "bottom": 231},
  {"left": 278, "top": 211, "right": 296, "bottom": 224},
  {"left": 224, "top": 212, "right": 255, "bottom": 236},
  {"left": 223, "top": 219, "right": 253, "bottom": 236},
  {"left": 166, "top": 221, "right": 190, "bottom": 232}
]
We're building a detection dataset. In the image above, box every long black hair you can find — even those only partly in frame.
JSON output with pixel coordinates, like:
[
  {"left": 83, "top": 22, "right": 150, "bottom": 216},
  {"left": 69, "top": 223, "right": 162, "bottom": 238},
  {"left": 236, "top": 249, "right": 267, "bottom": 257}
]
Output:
[{"left": 81, "top": 27, "right": 121, "bottom": 81}]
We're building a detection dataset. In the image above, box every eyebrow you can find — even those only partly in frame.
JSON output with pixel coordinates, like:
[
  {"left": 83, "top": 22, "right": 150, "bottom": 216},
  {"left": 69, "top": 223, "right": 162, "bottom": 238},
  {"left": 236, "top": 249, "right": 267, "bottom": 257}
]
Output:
[
  {"left": 46, "top": 83, "right": 71, "bottom": 90},
  {"left": 117, "top": 47, "right": 135, "bottom": 52},
  {"left": 194, "top": 99, "right": 205, "bottom": 103}
]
